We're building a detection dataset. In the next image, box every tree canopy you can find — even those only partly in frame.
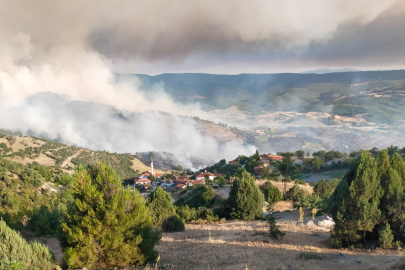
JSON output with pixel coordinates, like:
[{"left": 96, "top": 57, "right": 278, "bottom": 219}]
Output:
[{"left": 60, "top": 163, "right": 160, "bottom": 269}]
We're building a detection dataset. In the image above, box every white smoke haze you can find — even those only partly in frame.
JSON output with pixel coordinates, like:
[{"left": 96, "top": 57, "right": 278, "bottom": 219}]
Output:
[{"left": 1, "top": 0, "right": 405, "bottom": 168}]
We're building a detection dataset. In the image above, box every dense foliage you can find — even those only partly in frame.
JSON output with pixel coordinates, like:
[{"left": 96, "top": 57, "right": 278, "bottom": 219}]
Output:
[
  {"left": 227, "top": 170, "right": 264, "bottom": 220},
  {"left": 0, "top": 220, "right": 55, "bottom": 270},
  {"left": 176, "top": 184, "right": 217, "bottom": 208},
  {"left": 260, "top": 181, "right": 283, "bottom": 205},
  {"left": 60, "top": 163, "right": 160, "bottom": 269},
  {"left": 162, "top": 215, "right": 185, "bottom": 232},
  {"left": 71, "top": 150, "right": 136, "bottom": 180},
  {"left": 328, "top": 150, "right": 405, "bottom": 248},
  {"left": 148, "top": 187, "right": 176, "bottom": 226}
]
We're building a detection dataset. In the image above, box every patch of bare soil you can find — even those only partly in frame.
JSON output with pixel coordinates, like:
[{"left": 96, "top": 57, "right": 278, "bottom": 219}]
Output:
[{"left": 156, "top": 220, "right": 404, "bottom": 270}]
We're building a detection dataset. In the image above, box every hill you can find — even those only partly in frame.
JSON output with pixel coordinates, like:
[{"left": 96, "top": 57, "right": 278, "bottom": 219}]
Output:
[{"left": 0, "top": 131, "right": 167, "bottom": 180}]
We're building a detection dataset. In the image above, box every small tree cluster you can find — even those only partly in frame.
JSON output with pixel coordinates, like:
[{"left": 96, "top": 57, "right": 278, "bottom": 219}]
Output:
[
  {"left": 329, "top": 150, "right": 405, "bottom": 248},
  {"left": 260, "top": 181, "right": 283, "bottom": 205}
]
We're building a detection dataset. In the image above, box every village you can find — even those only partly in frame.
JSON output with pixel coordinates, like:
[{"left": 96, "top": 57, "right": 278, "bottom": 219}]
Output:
[{"left": 131, "top": 152, "right": 317, "bottom": 196}]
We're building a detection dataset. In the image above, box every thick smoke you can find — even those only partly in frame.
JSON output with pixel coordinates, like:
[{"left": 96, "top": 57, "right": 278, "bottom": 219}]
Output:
[
  {"left": 0, "top": 1, "right": 403, "bottom": 74},
  {"left": 0, "top": 1, "right": 260, "bottom": 169}
]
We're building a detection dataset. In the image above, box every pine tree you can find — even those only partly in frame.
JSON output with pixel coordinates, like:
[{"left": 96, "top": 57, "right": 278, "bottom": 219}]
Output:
[
  {"left": 379, "top": 222, "right": 394, "bottom": 249},
  {"left": 0, "top": 220, "right": 55, "bottom": 269},
  {"left": 313, "top": 179, "right": 333, "bottom": 195},
  {"left": 227, "top": 170, "right": 264, "bottom": 220},
  {"left": 148, "top": 186, "right": 176, "bottom": 226},
  {"left": 329, "top": 151, "right": 383, "bottom": 246},
  {"left": 60, "top": 164, "right": 160, "bottom": 269}
]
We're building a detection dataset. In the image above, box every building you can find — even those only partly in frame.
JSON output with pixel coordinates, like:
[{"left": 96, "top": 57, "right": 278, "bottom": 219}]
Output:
[
  {"left": 134, "top": 178, "right": 152, "bottom": 185},
  {"left": 268, "top": 154, "right": 283, "bottom": 162},
  {"left": 196, "top": 172, "right": 216, "bottom": 181}
]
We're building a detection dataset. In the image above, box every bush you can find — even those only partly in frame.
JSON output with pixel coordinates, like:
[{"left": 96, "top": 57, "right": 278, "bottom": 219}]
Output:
[
  {"left": 176, "top": 205, "right": 197, "bottom": 223},
  {"left": 0, "top": 220, "right": 55, "bottom": 270},
  {"left": 197, "top": 208, "right": 219, "bottom": 223},
  {"left": 268, "top": 215, "right": 285, "bottom": 240},
  {"left": 298, "top": 252, "right": 326, "bottom": 260},
  {"left": 260, "top": 181, "right": 283, "bottom": 205},
  {"left": 162, "top": 216, "right": 185, "bottom": 233},
  {"left": 60, "top": 164, "right": 160, "bottom": 269}
]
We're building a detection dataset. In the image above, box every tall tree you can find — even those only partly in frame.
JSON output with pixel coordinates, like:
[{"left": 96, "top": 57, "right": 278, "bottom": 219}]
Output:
[
  {"left": 148, "top": 187, "right": 175, "bottom": 226},
  {"left": 227, "top": 170, "right": 264, "bottom": 220},
  {"left": 329, "top": 151, "right": 383, "bottom": 246},
  {"left": 61, "top": 164, "right": 160, "bottom": 269}
]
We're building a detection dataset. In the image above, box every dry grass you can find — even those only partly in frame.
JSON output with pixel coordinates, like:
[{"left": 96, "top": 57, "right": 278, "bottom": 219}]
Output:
[
  {"left": 5, "top": 153, "right": 56, "bottom": 166},
  {"left": 256, "top": 179, "right": 313, "bottom": 194},
  {"left": 155, "top": 220, "right": 405, "bottom": 270},
  {"left": 131, "top": 158, "right": 166, "bottom": 174},
  {"left": 0, "top": 136, "right": 44, "bottom": 152}
]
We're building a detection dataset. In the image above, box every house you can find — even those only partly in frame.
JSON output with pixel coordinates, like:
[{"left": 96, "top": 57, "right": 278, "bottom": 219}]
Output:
[
  {"left": 262, "top": 161, "right": 270, "bottom": 167},
  {"left": 134, "top": 178, "right": 152, "bottom": 185},
  {"left": 268, "top": 154, "right": 283, "bottom": 162},
  {"left": 139, "top": 171, "right": 152, "bottom": 179},
  {"left": 228, "top": 160, "right": 239, "bottom": 166},
  {"left": 186, "top": 179, "right": 206, "bottom": 186},
  {"left": 174, "top": 177, "right": 188, "bottom": 184},
  {"left": 175, "top": 184, "right": 187, "bottom": 189},
  {"left": 196, "top": 171, "right": 216, "bottom": 181},
  {"left": 254, "top": 165, "right": 263, "bottom": 175},
  {"left": 154, "top": 173, "right": 163, "bottom": 180}
]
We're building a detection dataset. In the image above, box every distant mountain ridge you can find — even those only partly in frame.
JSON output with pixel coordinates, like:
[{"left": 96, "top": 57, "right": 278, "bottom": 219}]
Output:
[{"left": 301, "top": 68, "right": 359, "bottom": 74}]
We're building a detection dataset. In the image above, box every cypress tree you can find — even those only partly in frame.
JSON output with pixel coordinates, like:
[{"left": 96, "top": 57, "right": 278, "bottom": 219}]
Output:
[
  {"left": 148, "top": 186, "right": 175, "bottom": 227},
  {"left": 60, "top": 164, "right": 160, "bottom": 269},
  {"left": 227, "top": 170, "right": 264, "bottom": 220},
  {"left": 329, "top": 151, "right": 383, "bottom": 246}
]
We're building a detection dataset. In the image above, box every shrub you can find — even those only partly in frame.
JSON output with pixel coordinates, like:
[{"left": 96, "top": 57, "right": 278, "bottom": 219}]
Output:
[
  {"left": 197, "top": 208, "right": 219, "bottom": 223},
  {"left": 162, "top": 216, "right": 185, "bottom": 233},
  {"left": 379, "top": 222, "right": 394, "bottom": 249},
  {"left": 298, "top": 252, "right": 326, "bottom": 260},
  {"left": 268, "top": 215, "right": 285, "bottom": 240},
  {"left": 60, "top": 164, "right": 160, "bottom": 269},
  {"left": 260, "top": 181, "right": 283, "bottom": 205},
  {"left": 175, "top": 205, "right": 197, "bottom": 223},
  {"left": 0, "top": 220, "right": 55, "bottom": 270}
]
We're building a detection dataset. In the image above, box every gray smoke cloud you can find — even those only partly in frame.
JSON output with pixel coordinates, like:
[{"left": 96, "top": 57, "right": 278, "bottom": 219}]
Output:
[
  {"left": 0, "top": 0, "right": 404, "bottom": 169},
  {"left": 0, "top": 0, "right": 403, "bottom": 74}
]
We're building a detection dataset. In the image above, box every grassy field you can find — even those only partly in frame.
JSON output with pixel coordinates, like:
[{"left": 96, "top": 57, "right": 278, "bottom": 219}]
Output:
[
  {"left": 292, "top": 169, "right": 348, "bottom": 183},
  {"left": 255, "top": 135, "right": 268, "bottom": 142},
  {"left": 155, "top": 215, "right": 404, "bottom": 270}
]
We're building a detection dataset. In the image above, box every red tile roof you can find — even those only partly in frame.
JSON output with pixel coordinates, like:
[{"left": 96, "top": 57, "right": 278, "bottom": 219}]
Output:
[{"left": 268, "top": 154, "right": 283, "bottom": 161}]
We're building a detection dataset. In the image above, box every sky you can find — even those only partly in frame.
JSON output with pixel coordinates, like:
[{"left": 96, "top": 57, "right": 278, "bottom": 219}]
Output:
[{"left": 0, "top": 0, "right": 405, "bottom": 75}]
